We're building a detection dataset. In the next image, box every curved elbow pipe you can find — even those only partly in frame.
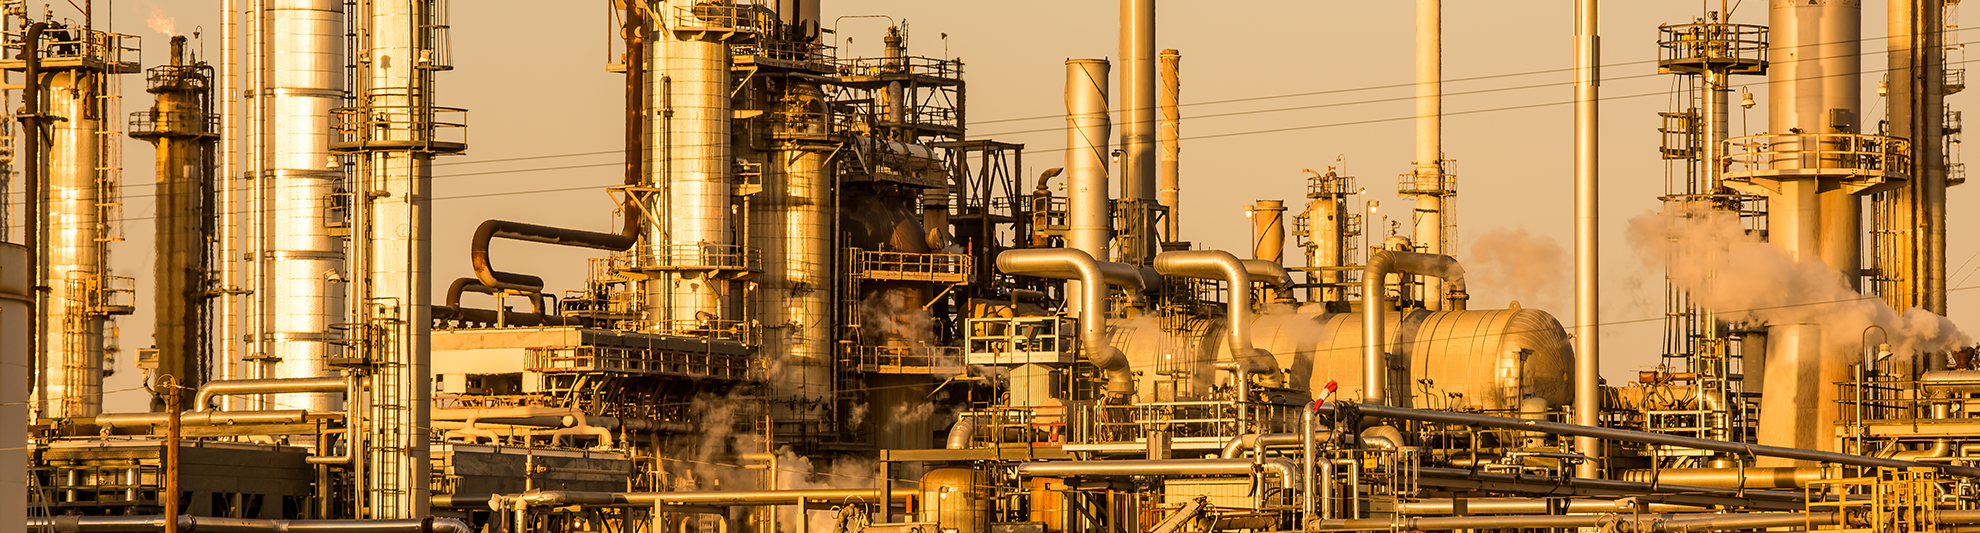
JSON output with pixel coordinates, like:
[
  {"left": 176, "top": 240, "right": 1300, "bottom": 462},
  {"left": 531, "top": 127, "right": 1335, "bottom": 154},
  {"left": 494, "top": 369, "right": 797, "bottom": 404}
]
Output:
[
  {"left": 1155, "top": 250, "right": 1278, "bottom": 379},
  {"left": 471, "top": 219, "right": 638, "bottom": 293},
  {"left": 446, "top": 277, "right": 547, "bottom": 314},
  {"left": 996, "top": 248, "right": 1136, "bottom": 397},
  {"left": 1242, "top": 259, "right": 1295, "bottom": 297},
  {"left": 947, "top": 415, "right": 974, "bottom": 450},
  {"left": 1362, "top": 250, "right": 1470, "bottom": 404},
  {"left": 194, "top": 377, "right": 351, "bottom": 412}
]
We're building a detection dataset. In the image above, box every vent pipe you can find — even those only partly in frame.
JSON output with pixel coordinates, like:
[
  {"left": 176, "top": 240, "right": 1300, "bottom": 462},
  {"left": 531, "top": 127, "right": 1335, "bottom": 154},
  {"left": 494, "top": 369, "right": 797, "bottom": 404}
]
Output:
[{"left": 1158, "top": 50, "right": 1181, "bottom": 240}]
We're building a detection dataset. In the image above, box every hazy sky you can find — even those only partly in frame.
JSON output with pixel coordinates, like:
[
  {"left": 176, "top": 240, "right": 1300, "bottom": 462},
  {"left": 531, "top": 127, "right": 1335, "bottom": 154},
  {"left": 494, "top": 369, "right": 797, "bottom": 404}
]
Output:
[{"left": 29, "top": 1, "right": 1978, "bottom": 412}]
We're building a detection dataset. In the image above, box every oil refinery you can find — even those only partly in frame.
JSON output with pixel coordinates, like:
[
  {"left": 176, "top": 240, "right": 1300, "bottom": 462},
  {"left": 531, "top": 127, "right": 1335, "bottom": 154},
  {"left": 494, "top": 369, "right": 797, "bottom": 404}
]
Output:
[{"left": 7, "top": 0, "right": 1980, "bottom": 532}]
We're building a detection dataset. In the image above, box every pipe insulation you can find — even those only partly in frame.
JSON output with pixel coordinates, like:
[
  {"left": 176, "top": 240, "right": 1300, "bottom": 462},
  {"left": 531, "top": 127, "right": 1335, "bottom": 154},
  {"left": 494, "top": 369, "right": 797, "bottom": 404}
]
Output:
[
  {"left": 997, "top": 248, "right": 1138, "bottom": 397},
  {"left": 1361, "top": 251, "right": 1469, "bottom": 405}
]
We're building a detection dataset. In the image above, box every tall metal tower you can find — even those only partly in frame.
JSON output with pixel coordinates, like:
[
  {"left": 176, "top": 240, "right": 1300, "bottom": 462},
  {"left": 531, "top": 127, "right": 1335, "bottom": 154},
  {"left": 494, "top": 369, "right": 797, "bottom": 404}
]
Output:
[
  {"left": 4, "top": 13, "right": 140, "bottom": 420},
  {"left": 332, "top": 0, "right": 463, "bottom": 518},
  {"left": 1650, "top": 11, "right": 1769, "bottom": 447}
]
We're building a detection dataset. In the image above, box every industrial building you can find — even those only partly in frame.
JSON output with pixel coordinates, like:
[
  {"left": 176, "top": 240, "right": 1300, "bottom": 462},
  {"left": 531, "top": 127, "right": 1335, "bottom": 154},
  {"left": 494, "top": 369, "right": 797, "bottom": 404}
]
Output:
[{"left": 3, "top": 0, "right": 1979, "bottom": 532}]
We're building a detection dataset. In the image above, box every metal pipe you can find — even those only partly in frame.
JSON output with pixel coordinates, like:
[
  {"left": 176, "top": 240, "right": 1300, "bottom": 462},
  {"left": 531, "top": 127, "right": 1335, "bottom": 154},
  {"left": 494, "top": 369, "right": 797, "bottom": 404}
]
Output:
[
  {"left": 1919, "top": 370, "right": 1980, "bottom": 393},
  {"left": 95, "top": 409, "right": 334, "bottom": 428},
  {"left": 947, "top": 414, "right": 973, "bottom": 450},
  {"left": 1618, "top": 467, "right": 1829, "bottom": 489},
  {"left": 17, "top": 23, "right": 44, "bottom": 422},
  {"left": 1065, "top": 59, "right": 1113, "bottom": 272},
  {"left": 1242, "top": 259, "right": 1294, "bottom": 300},
  {"left": 444, "top": 277, "right": 546, "bottom": 314},
  {"left": 1360, "top": 251, "right": 1470, "bottom": 405},
  {"left": 997, "top": 248, "right": 1135, "bottom": 396},
  {"left": 491, "top": 489, "right": 913, "bottom": 508},
  {"left": 193, "top": 376, "right": 349, "bottom": 411},
  {"left": 1322, "top": 401, "right": 1980, "bottom": 476},
  {"left": 1393, "top": 499, "right": 1707, "bottom": 515},
  {"left": 1302, "top": 401, "right": 1318, "bottom": 526},
  {"left": 1572, "top": 0, "right": 1601, "bottom": 479},
  {"left": 1155, "top": 250, "right": 1277, "bottom": 379},
  {"left": 218, "top": 0, "right": 240, "bottom": 411},
  {"left": 1219, "top": 431, "right": 1338, "bottom": 459},
  {"left": 1013, "top": 458, "right": 1297, "bottom": 495},
  {"left": 1157, "top": 49, "right": 1181, "bottom": 239},
  {"left": 1313, "top": 511, "right": 1850, "bottom": 533},
  {"left": 22, "top": 515, "right": 472, "bottom": 533}
]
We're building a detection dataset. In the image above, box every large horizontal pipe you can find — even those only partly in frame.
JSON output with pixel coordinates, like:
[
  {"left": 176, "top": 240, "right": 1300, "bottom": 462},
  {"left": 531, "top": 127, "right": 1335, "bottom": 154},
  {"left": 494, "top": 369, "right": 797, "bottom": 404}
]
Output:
[
  {"left": 471, "top": 219, "right": 638, "bottom": 293},
  {"left": 486, "top": 489, "right": 915, "bottom": 510},
  {"left": 194, "top": 377, "right": 351, "bottom": 412},
  {"left": 23, "top": 515, "right": 470, "bottom": 533},
  {"left": 1618, "top": 467, "right": 1830, "bottom": 489},
  {"left": 1013, "top": 458, "right": 1297, "bottom": 493},
  {"left": 1393, "top": 498, "right": 1706, "bottom": 515},
  {"left": 429, "top": 305, "right": 575, "bottom": 327},
  {"left": 1155, "top": 250, "right": 1278, "bottom": 378},
  {"left": 1219, "top": 431, "right": 1336, "bottom": 459},
  {"left": 1313, "top": 510, "right": 1866, "bottom": 533},
  {"left": 1242, "top": 259, "right": 1294, "bottom": 294},
  {"left": 95, "top": 409, "right": 336, "bottom": 428},
  {"left": 1920, "top": 370, "right": 1980, "bottom": 393},
  {"left": 445, "top": 277, "right": 547, "bottom": 314},
  {"left": 997, "top": 248, "right": 1137, "bottom": 396},
  {"left": 1413, "top": 466, "right": 1808, "bottom": 509},
  {"left": 1325, "top": 401, "right": 1980, "bottom": 477}
]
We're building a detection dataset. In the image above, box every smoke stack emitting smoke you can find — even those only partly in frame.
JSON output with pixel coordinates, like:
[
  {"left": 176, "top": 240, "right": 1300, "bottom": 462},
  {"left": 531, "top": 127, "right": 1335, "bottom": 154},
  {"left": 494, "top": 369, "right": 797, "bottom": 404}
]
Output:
[
  {"left": 147, "top": 8, "right": 179, "bottom": 37},
  {"left": 1629, "top": 203, "right": 1971, "bottom": 357}
]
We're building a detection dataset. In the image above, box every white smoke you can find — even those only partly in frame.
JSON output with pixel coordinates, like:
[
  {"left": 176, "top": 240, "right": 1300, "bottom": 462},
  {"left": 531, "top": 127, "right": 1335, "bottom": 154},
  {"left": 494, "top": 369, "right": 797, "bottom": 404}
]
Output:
[
  {"left": 1467, "top": 226, "right": 1569, "bottom": 312},
  {"left": 1626, "top": 203, "right": 1971, "bottom": 357},
  {"left": 146, "top": 8, "right": 178, "bottom": 37}
]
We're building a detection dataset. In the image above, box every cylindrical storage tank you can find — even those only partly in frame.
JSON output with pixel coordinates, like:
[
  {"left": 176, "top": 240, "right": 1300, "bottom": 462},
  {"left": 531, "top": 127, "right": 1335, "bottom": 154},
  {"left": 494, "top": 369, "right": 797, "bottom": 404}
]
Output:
[
  {"left": 1114, "top": 307, "right": 1573, "bottom": 410},
  {"left": 921, "top": 468, "right": 987, "bottom": 533},
  {"left": 1027, "top": 476, "right": 1067, "bottom": 533},
  {"left": 1, "top": 242, "right": 29, "bottom": 527}
]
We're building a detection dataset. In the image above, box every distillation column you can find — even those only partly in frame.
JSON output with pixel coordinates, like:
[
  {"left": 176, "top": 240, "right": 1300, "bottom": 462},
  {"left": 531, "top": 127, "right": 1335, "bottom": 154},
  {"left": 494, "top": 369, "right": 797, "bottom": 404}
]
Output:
[
  {"left": 252, "top": 0, "right": 346, "bottom": 412},
  {"left": 648, "top": 0, "right": 737, "bottom": 331},
  {"left": 40, "top": 67, "right": 104, "bottom": 419},
  {"left": 131, "top": 37, "right": 216, "bottom": 409},
  {"left": 340, "top": 0, "right": 461, "bottom": 518},
  {"left": 15, "top": 24, "right": 134, "bottom": 419},
  {"left": 1879, "top": 0, "right": 1948, "bottom": 313},
  {"left": 755, "top": 2, "right": 836, "bottom": 416},
  {"left": 1405, "top": 0, "right": 1453, "bottom": 310}
]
